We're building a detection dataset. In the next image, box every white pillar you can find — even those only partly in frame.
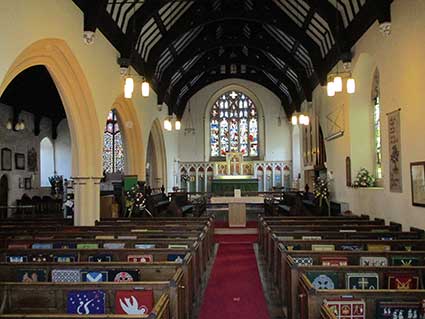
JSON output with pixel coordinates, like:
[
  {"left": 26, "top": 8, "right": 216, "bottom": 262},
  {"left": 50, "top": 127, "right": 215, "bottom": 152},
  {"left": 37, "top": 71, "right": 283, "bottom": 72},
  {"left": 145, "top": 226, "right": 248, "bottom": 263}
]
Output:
[{"left": 73, "top": 176, "right": 100, "bottom": 226}]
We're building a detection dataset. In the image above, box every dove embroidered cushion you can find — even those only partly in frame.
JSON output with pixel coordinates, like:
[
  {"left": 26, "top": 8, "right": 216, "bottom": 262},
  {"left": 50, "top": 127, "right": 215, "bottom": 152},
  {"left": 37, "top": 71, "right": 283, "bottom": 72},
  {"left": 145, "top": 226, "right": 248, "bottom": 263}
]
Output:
[{"left": 115, "top": 290, "right": 154, "bottom": 314}]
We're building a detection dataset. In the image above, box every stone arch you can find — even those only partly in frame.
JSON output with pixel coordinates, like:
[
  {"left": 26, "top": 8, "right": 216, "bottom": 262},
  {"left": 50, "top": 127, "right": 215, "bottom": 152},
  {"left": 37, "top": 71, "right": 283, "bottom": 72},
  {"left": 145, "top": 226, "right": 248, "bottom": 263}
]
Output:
[
  {"left": 0, "top": 38, "right": 101, "bottom": 225},
  {"left": 112, "top": 96, "right": 145, "bottom": 179},
  {"left": 146, "top": 119, "right": 167, "bottom": 188},
  {"left": 203, "top": 82, "right": 266, "bottom": 160}
]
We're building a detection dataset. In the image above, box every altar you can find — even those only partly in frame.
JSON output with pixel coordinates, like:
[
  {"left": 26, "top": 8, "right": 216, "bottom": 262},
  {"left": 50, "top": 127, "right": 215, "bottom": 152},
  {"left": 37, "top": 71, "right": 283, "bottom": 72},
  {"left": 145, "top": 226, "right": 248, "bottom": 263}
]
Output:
[
  {"left": 211, "top": 175, "right": 258, "bottom": 193},
  {"left": 211, "top": 152, "right": 258, "bottom": 194}
]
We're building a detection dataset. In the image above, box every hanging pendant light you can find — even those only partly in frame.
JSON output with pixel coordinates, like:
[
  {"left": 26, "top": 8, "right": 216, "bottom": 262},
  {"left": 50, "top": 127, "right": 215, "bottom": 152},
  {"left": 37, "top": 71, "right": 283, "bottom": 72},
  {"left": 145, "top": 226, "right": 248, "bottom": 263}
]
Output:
[
  {"left": 124, "top": 76, "right": 134, "bottom": 99},
  {"left": 333, "top": 76, "right": 343, "bottom": 92},
  {"left": 125, "top": 77, "right": 134, "bottom": 92},
  {"left": 327, "top": 81, "right": 335, "bottom": 97},
  {"left": 347, "top": 78, "right": 356, "bottom": 94},
  {"left": 175, "top": 120, "right": 181, "bottom": 130},
  {"left": 291, "top": 114, "right": 298, "bottom": 125},
  {"left": 124, "top": 84, "right": 133, "bottom": 99},
  {"left": 164, "top": 117, "right": 172, "bottom": 131},
  {"left": 141, "top": 78, "right": 150, "bottom": 97}
]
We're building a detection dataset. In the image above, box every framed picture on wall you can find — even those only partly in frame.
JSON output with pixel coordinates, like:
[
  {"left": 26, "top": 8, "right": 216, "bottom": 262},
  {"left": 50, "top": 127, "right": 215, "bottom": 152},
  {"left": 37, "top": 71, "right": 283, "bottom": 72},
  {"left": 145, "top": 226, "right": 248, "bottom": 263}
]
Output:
[
  {"left": 1, "top": 148, "right": 12, "bottom": 171},
  {"left": 410, "top": 162, "right": 425, "bottom": 207},
  {"left": 15, "top": 153, "right": 25, "bottom": 170}
]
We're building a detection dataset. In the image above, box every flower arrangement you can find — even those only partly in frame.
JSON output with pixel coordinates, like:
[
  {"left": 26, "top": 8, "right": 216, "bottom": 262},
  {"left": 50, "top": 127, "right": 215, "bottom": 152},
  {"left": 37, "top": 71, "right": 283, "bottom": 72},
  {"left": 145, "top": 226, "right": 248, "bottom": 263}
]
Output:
[
  {"left": 125, "top": 184, "right": 147, "bottom": 217},
  {"left": 353, "top": 168, "right": 375, "bottom": 187},
  {"left": 313, "top": 176, "right": 330, "bottom": 208},
  {"left": 48, "top": 175, "right": 63, "bottom": 198}
]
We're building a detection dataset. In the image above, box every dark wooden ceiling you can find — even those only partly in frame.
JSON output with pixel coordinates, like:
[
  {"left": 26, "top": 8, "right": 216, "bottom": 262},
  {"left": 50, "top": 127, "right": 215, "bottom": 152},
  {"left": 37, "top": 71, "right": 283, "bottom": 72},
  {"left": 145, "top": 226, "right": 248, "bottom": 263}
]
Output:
[
  {"left": 0, "top": 65, "right": 66, "bottom": 138},
  {"left": 73, "top": 0, "right": 392, "bottom": 118}
]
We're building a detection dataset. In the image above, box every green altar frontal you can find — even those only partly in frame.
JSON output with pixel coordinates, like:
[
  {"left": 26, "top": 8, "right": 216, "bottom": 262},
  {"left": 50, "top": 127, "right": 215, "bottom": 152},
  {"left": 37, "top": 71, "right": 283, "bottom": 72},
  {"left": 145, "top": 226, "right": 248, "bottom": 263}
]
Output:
[{"left": 211, "top": 176, "right": 258, "bottom": 194}]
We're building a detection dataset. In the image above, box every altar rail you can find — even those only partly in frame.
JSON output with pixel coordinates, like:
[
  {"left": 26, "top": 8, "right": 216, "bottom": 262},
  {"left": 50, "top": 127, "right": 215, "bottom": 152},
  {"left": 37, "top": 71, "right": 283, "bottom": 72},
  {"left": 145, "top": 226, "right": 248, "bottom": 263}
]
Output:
[{"left": 178, "top": 160, "right": 292, "bottom": 192}]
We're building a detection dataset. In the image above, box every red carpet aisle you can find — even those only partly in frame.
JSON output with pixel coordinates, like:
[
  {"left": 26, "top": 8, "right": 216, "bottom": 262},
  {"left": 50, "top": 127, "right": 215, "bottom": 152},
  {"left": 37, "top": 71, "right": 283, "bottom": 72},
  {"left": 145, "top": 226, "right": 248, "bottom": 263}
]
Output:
[{"left": 198, "top": 235, "right": 270, "bottom": 319}]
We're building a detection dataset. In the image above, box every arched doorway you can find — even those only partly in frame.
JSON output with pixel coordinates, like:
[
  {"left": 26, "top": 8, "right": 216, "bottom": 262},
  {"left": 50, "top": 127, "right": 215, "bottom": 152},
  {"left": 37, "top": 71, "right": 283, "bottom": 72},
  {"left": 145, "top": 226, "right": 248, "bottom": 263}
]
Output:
[
  {"left": 0, "top": 175, "right": 8, "bottom": 218},
  {"left": 146, "top": 119, "right": 167, "bottom": 190},
  {"left": 0, "top": 39, "right": 102, "bottom": 225}
]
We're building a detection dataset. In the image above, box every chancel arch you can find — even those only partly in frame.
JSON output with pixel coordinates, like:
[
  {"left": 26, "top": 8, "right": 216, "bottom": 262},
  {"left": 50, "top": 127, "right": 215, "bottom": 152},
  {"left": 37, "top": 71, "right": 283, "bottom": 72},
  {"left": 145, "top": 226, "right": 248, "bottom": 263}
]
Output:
[
  {"left": 0, "top": 38, "right": 102, "bottom": 226},
  {"left": 146, "top": 119, "right": 167, "bottom": 189}
]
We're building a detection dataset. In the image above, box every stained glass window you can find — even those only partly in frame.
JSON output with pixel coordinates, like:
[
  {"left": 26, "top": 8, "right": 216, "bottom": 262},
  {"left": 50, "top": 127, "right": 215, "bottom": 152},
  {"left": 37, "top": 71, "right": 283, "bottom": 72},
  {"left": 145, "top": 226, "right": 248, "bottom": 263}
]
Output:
[
  {"left": 103, "top": 110, "right": 125, "bottom": 174},
  {"left": 373, "top": 96, "right": 382, "bottom": 179},
  {"left": 210, "top": 90, "right": 259, "bottom": 158}
]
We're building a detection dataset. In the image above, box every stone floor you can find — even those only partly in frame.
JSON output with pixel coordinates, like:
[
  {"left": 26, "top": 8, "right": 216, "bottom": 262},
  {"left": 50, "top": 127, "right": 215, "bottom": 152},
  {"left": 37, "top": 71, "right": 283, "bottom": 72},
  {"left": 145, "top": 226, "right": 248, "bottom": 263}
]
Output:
[
  {"left": 254, "top": 243, "right": 285, "bottom": 319},
  {"left": 192, "top": 242, "right": 285, "bottom": 319}
]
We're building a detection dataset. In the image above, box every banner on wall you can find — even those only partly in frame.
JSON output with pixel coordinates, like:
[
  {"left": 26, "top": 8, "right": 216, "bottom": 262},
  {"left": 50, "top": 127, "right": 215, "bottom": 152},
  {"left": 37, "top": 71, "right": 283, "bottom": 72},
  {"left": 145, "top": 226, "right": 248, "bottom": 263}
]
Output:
[{"left": 387, "top": 109, "right": 402, "bottom": 193}]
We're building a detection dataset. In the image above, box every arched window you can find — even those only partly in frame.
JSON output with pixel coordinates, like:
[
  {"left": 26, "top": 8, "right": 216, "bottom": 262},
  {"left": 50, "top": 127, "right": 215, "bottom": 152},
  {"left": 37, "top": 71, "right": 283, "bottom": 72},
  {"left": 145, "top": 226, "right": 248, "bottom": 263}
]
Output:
[
  {"left": 40, "top": 137, "right": 54, "bottom": 186},
  {"left": 210, "top": 90, "right": 258, "bottom": 158},
  {"left": 372, "top": 69, "right": 382, "bottom": 179},
  {"left": 103, "top": 110, "right": 125, "bottom": 174}
]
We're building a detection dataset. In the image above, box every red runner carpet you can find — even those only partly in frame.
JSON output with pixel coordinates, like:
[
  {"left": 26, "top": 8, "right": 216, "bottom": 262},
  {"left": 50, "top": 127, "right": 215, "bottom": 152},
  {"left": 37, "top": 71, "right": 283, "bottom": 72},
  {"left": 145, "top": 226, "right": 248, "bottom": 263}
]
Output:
[{"left": 198, "top": 235, "right": 269, "bottom": 319}]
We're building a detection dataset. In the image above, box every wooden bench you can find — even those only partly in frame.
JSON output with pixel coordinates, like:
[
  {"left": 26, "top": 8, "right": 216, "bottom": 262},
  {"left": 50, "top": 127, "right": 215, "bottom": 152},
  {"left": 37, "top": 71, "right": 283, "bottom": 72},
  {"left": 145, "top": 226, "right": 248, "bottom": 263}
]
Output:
[
  {"left": 0, "top": 262, "right": 189, "bottom": 319},
  {"left": 287, "top": 259, "right": 425, "bottom": 319},
  {"left": 0, "top": 271, "right": 184, "bottom": 318},
  {"left": 145, "top": 193, "right": 170, "bottom": 216},
  {"left": 299, "top": 273, "right": 425, "bottom": 319},
  {"left": 0, "top": 293, "right": 170, "bottom": 318}
]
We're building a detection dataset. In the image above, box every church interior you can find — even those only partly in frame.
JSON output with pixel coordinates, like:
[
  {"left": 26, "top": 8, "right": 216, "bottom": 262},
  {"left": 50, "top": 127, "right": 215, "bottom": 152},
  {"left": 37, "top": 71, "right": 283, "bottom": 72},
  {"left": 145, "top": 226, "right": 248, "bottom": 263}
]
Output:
[{"left": 0, "top": 0, "right": 425, "bottom": 318}]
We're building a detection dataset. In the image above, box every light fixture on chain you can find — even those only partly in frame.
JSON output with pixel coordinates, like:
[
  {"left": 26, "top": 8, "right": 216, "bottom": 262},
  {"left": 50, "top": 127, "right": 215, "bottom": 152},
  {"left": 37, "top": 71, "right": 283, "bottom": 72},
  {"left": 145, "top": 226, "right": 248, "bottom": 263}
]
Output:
[
  {"left": 326, "top": 69, "right": 355, "bottom": 97},
  {"left": 120, "top": 5, "right": 150, "bottom": 100},
  {"left": 184, "top": 101, "right": 196, "bottom": 135}
]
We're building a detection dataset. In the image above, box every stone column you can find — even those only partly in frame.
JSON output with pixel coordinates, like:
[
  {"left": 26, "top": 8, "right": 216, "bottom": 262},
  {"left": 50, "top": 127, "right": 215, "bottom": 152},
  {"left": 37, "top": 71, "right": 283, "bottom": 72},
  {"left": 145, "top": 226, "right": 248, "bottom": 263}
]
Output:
[{"left": 73, "top": 176, "right": 101, "bottom": 226}]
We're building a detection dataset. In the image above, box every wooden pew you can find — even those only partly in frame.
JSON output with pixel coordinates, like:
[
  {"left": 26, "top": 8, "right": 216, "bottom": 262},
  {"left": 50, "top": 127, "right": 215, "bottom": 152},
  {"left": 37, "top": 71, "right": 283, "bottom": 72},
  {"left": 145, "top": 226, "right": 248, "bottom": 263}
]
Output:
[
  {"left": 2, "top": 243, "right": 202, "bottom": 302},
  {"left": 280, "top": 249, "right": 425, "bottom": 310},
  {"left": 287, "top": 261, "right": 425, "bottom": 319},
  {"left": 0, "top": 293, "right": 170, "bottom": 318},
  {"left": 5, "top": 235, "right": 211, "bottom": 279},
  {"left": 145, "top": 193, "right": 170, "bottom": 216},
  {"left": 0, "top": 272, "right": 184, "bottom": 318},
  {"left": 298, "top": 274, "right": 425, "bottom": 319},
  {"left": 269, "top": 229, "right": 422, "bottom": 286},
  {"left": 0, "top": 262, "right": 189, "bottom": 319},
  {"left": 266, "top": 225, "right": 406, "bottom": 281}
]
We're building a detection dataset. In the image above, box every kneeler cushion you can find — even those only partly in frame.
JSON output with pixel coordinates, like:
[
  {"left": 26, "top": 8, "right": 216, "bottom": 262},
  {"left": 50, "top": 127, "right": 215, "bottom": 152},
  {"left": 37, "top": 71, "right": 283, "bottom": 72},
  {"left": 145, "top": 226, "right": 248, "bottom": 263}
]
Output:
[{"left": 115, "top": 290, "right": 154, "bottom": 314}]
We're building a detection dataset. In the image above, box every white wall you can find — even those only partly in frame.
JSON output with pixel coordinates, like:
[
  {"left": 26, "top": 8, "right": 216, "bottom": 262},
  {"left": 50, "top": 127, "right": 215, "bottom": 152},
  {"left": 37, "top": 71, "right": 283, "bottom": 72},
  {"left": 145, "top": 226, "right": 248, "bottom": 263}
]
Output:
[
  {"left": 314, "top": 0, "right": 425, "bottom": 229},
  {"left": 55, "top": 119, "right": 72, "bottom": 180},
  {"left": 0, "top": 103, "right": 69, "bottom": 204},
  {"left": 177, "top": 79, "right": 292, "bottom": 163}
]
